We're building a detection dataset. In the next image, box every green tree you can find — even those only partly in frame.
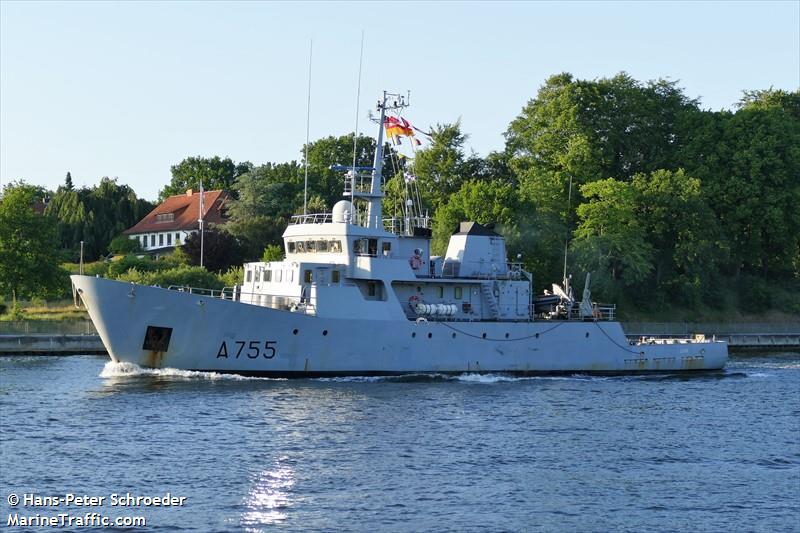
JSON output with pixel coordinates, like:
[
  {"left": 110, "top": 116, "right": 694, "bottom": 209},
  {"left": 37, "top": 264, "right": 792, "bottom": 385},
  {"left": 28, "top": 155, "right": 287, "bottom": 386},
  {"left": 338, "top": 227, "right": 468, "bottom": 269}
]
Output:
[
  {"left": 109, "top": 234, "right": 143, "bottom": 255},
  {"left": 181, "top": 227, "right": 245, "bottom": 273},
  {"left": 631, "top": 169, "right": 721, "bottom": 304},
  {"left": 45, "top": 177, "right": 154, "bottom": 260},
  {"left": 160, "top": 156, "right": 253, "bottom": 200},
  {"left": 432, "top": 180, "right": 517, "bottom": 254},
  {"left": 408, "top": 121, "right": 487, "bottom": 213},
  {"left": 571, "top": 179, "right": 653, "bottom": 294},
  {"left": 64, "top": 171, "right": 74, "bottom": 191},
  {"left": 0, "top": 182, "right": 68, "bottom": 301}
]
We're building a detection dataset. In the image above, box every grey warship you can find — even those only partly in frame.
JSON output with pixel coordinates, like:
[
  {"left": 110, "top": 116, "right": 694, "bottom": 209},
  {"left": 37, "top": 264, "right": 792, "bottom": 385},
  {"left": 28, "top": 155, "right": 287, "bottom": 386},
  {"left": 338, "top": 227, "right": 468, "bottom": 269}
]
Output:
[{"left": 71, "top": 92, "right": 728, "bottom": 376}]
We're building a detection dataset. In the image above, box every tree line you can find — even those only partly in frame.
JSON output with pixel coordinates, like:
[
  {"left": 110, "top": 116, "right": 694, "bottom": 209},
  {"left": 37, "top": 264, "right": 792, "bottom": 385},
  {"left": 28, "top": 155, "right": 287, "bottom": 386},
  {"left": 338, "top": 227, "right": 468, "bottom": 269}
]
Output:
[{"left": 1, "top": 72, "right": 798, "bottom": 317}]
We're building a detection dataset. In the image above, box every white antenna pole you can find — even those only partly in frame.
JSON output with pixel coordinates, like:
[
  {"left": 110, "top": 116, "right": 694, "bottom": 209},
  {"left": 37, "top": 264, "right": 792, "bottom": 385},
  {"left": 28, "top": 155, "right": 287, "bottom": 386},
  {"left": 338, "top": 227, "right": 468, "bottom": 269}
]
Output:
[
  {"left": 351, "top": 30, "right": 365, "bottom": 208},
  {"left": 199, "top": 180, "right": 205, "bottom": 268},
  {"left": 562, "top": 175, "right": 572, "bottom": 286},
  {"left": 303, "top": 39, "right": 313, "bottom": 216}
]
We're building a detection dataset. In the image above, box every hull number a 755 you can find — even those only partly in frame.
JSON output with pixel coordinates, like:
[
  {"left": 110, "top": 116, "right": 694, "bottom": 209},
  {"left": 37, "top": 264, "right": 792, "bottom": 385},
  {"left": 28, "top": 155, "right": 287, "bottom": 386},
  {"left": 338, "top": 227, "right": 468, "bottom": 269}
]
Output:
[{"left": 216, "top": 340, "right": 277, "bottom": 359}]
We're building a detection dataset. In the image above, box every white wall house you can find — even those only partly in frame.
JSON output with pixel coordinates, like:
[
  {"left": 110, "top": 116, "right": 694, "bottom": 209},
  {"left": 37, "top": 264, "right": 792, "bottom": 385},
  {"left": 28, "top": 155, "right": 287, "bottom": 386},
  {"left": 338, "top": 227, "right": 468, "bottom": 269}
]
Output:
[{"left": 123, "top": 189, "right": 230, "bottom": 253}]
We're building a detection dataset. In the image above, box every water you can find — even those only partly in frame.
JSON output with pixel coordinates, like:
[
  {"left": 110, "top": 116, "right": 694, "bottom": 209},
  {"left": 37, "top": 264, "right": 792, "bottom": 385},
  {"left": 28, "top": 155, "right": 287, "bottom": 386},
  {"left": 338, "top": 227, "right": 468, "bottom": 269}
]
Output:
[{"left": 1, "top": 355, "right": 798, "bottom": 532}]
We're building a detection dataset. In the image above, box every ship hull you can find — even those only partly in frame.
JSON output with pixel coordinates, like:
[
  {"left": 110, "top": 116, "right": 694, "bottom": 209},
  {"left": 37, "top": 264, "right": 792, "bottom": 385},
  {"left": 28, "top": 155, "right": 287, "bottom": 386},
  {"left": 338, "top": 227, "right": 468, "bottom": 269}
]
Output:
[{"left": 72, "top": 276, "right": 728, "bottom": 376}]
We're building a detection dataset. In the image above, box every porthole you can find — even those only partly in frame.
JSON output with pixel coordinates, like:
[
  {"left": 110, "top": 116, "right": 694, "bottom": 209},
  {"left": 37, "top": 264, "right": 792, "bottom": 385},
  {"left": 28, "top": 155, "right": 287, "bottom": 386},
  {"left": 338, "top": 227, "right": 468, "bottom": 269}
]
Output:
[
  {"left": 585, "top": 332, "right": 590, "bottom": 338},
  {"left": 292, "top": 329, "right": 298, "bottom": 335},
  {"left": 427, "top": 332, "right": 432, "bottom": 339},
  {"left": 452, "top": 332, "right": 456, "bottom": 339},
  {"left": 322, "top": 330, "right": 328, "bottom": 336},
  {"left": 482, "top": 333, "right": 487, "bottom": 339},
  {"left": 412, "top": 332, "right": 416, "bottom": 338},
  {"left": 505, "top": 333, "right": 510, "bottom": 339},
  {"left": 535, "top": 333, "right": 539, "bottom": 339}
]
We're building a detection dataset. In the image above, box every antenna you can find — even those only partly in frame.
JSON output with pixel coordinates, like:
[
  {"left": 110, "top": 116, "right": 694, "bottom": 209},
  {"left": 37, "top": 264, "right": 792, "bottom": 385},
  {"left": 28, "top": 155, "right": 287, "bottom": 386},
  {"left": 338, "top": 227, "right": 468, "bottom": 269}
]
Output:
[
  {"left": 562, "top": 175, "right": 573, "bottom": 286},
  {"left": 198, "top": 179, "right": 205, "bottom": 268},
  {"left": 351, "top": 30, "right": 365, "bottom": 198},
  {"left": 303, "top": 39, "right": 313, "bottom": 215}
]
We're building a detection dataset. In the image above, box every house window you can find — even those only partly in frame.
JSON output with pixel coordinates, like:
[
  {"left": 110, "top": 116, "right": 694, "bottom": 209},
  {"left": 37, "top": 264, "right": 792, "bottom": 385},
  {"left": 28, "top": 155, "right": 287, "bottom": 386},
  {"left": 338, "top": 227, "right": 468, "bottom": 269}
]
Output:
[
  {"left": 175, "top": 233, "right": 180, "bottom": 244},
  {"left": 150, "top": 235, "right": 155, "bottom": 247},
  {"left": 332, "top": 270, "right": 340, "bottom": 283},
  {"left": 159, "top": 234, "right": 164, "bottom": 246},
  {"left": 155, "top": 213, "right": 174, "bottom": 223},
  {"left": 167, "top": 233, "right": 172, "bottom": 246},
  {"left": 141, "top": 235, "right": 147, "bottom": 247}
]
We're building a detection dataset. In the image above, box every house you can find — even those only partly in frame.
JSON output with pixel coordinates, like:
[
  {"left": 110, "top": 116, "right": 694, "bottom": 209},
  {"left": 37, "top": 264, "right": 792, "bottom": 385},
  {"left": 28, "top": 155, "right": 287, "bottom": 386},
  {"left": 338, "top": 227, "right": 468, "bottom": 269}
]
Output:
[{"left": 123, "top": 189, "right": 230, "bottom": 252}]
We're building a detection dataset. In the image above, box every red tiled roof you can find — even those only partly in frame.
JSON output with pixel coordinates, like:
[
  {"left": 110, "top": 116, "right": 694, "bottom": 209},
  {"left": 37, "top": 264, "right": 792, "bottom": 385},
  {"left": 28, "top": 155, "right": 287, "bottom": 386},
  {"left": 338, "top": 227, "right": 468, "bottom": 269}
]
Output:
[{"left": 124, "top": 190, "right": 230, "bottom": 234}]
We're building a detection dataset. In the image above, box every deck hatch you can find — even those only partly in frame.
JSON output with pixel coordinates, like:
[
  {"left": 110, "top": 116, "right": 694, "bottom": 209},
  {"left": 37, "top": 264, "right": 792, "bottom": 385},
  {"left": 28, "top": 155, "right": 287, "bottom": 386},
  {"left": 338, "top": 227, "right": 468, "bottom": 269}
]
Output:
[{"left": 143, "top": 326, "right": 173, "bottom": 352}]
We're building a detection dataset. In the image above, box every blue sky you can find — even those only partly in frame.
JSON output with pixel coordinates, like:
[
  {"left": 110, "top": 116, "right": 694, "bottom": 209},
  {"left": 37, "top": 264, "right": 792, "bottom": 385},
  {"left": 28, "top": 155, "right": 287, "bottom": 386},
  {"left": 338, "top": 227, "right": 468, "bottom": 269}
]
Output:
[{"left": 1, "top": 1, "right": 798, "bottom": 201}]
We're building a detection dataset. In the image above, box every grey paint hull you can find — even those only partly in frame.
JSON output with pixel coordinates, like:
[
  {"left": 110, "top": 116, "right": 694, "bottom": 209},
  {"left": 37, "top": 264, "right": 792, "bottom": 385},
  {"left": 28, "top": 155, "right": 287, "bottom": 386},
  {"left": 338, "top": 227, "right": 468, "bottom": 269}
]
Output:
[{"left": 73, "top": 276, "right": 728, "bottom": 375}]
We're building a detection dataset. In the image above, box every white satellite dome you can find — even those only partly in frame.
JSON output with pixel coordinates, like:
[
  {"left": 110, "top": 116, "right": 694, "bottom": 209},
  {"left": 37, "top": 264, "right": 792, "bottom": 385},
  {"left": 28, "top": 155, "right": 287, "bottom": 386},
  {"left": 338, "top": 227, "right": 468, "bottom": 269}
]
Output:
[{"left": 332, "top": 200, "right": 353, "bottom": 223}]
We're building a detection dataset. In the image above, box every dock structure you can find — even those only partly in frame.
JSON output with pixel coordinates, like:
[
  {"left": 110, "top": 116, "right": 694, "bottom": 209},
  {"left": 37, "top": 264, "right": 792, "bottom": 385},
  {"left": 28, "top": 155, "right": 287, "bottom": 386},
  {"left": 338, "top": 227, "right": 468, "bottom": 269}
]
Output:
[
  {"left": 623, "top": 322, "right": 800, "bottom": 351},
  {"left": 0, "top": 334, "right": 107, "bottom": 355}
]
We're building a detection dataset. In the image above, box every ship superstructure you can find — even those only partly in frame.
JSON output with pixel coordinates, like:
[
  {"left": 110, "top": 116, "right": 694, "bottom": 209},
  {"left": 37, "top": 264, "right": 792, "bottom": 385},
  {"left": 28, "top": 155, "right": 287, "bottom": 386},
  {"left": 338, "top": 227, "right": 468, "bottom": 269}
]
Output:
[{"left": 71, "top": 92, "right": 728, "bottom": 376}]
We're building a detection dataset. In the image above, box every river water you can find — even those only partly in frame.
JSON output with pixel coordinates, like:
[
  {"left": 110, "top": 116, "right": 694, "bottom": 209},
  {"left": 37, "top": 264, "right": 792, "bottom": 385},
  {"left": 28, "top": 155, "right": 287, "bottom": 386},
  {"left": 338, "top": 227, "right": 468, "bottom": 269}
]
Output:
[{"left": 1, "top": 354, "right": 798, "bottom": 532}]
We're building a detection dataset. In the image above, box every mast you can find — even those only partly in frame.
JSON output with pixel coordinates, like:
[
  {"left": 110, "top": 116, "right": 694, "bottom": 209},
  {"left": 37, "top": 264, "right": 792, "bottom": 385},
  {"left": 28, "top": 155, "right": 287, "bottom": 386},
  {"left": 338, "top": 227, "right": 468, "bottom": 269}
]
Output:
[
  {"left": 366, "top": 93, "right": 387, "bottom": 229},
  {"left": 366, "top": 91, "right": 408, "bottom": 229}
]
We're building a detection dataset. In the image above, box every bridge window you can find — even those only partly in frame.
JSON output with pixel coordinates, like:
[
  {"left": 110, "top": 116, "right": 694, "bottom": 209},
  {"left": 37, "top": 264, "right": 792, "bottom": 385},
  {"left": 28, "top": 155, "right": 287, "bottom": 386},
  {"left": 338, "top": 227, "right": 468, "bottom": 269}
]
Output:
[
  {"left": 330, "top": 240, "right": 342, "bottom": 253},
  {"left": 264, "top": 270, "right": 271, "bottom": 282},
  {"left": 454, "top": 286, "right": 463, "bottom": 299},
  {"left": 306, "top": 241, "right": 316, "bottom": 253},
  {"left": 255, "top": 270, "right": 261, "bottom": 282},
  {"left": 382, "top": 241, "right": 391, "bottom": 256},
  {"left": 437, "top": 286, "right": 444, "bottom": 298},
  {"left": 332, "top": 270, "right": 340, "bottom": 283},
  {"left": 317, "top": 240, "right": 328, "bottom": 252},
  {"left": 246, "top": 270, "right": 252, "bottom": 282},
  {"left": 368, "top": 239, "right": 378, "bottom": 256},
  {"left": 304, "top": 270, "right": 313, "bottom": 283},
  {"left": 288, "top": 241, "right": 296, "bottom": 253},
  {"left": 296, "top": 241, "right": 306, "bottom": 253}
]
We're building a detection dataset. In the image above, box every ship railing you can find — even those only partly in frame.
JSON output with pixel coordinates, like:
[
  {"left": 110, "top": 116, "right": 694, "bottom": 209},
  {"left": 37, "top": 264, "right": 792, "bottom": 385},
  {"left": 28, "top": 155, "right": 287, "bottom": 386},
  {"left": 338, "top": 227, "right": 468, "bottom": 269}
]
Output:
[
  {"left": 166, "top": 285, "right": 317, "bottom": 314},
  {"left": 383, "top": 215, "right": 432, "bottom": 235},
  {"left": 290, "top": 212, "right": 334, "bottom": 225},
  {"left": 343, "top": 173, "right": 375, "bottom": 196},
  {"left": 565, "top": 302, "right": 616, "bottom": 321},
  {"left": 167, "top": 285, "right": 234, "bottom": 299},
  {"left": 438, "top": 261, "right": 532, "bottom": 281}
]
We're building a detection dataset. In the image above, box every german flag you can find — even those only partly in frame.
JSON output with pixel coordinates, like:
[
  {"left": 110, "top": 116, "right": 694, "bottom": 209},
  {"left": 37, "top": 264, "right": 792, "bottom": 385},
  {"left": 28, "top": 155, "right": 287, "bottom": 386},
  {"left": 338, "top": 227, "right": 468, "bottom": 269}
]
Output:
[{"left": 384, "top": 116, "right": 414, "bottom": 140}]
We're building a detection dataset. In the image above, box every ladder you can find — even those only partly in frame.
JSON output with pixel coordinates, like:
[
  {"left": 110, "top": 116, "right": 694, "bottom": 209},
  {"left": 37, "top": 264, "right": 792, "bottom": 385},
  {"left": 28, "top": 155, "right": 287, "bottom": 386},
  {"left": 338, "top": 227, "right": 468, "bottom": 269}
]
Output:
[{"left": 481, "top": 283, "right": 500, "bottom": 318}]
